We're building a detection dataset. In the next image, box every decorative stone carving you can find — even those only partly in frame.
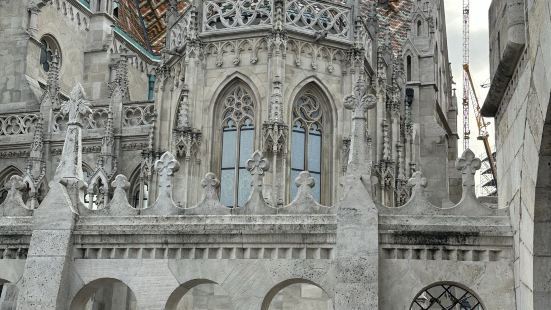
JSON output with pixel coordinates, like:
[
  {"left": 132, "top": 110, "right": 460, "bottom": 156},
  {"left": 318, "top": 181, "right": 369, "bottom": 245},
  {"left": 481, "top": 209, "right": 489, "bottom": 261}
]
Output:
[
  {"left": 203, "top": 0, "right": 273, "bottom": 31},
  {"left": 24, "top": 116, "right": 46, "bottom": 209},
  {"left": 122, "top": 103, "right": 156, "bottom": 127},
  {"left": 1, "top": 175, "right": 32, "bottom": 216},
  {"left": 108, "top": 175, "right": 138, "bottom": 216},
  {"left": 240, "top": 151, "right": 275, "bottom": 214},
  {"left": 456, "top": 149, "right": 481, "bottom": 201},
  {"left": 344, "top": 76, "right": 377, "bottom": 176},
  {"left": 286, "top": 0, "right": 351, "bottom": 40},
  {"left": 185, "top": 173, "right": 230, "bottom": 215},
  {"left": 146, "top": 152, "right": 181, "bottom": 215},
  {"left": 174, "top": 129, "right": 201, "bottom": 160},
  {"left": 54, "top": 83, "right": 91, "bottom": 184},
  {"left": 281, "top": 171, "right": 331, "bottom": 214},
  {"left": 40, "top": 52, "right": 61, "bottom": 107},
  {"left": 108, "top": 47, "right": 133, "bottom": 101},
  {"left": 0, "top": 113, "right": 41, "bottom": 136}
]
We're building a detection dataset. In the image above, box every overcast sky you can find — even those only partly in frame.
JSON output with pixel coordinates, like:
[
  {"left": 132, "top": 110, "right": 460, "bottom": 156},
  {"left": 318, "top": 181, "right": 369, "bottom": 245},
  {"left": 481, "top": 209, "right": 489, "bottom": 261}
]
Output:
[
  {"left": 443, "top": 0, "right": 493, "bottom": 157},
  {"left": 443, "top": 0, "right": 493, "bottom": 193}
]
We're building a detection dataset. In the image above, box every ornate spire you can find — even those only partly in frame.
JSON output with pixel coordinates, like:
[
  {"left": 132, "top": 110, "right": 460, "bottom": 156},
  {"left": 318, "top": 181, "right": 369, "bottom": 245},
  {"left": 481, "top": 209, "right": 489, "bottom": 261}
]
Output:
[
  {"left": 344, "top": 76, "right": 377, "bottom": 176},
  {"left": 108, "top": 47, "right": 132, "bottom": 101},
  {"left": 54, "top": 83, "right": 91, "bottom": 182},
  {"left": 40, "top": 53, "right": 60, "bottom": 107},
  {"left": 97, "top": 109, "right": 117, "bottom": 178}
]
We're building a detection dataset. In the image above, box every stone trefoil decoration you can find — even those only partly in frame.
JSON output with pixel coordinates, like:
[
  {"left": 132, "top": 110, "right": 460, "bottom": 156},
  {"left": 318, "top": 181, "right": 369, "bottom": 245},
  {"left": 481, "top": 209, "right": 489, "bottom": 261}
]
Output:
[
  {"left": 283, "top": 171, "right": 330, "bottom": 214},
  {"left": 456, "top": 149, "right": 481, "bottom": 202},
  {"left": 150, "top": 151, "right": 180, "bottom": 215},
  {"left": 242, "top": 151, "right": 274, "bottom": 214},
  {"left": 344, "top": 76, "right": 377, "bottom": 177}
]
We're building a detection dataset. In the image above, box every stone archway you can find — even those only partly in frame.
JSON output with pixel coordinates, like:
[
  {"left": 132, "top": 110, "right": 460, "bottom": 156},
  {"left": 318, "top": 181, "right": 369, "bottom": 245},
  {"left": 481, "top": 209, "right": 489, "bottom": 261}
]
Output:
[
  {"left": 534, "top": 100, "right": 551, "bottom": 308},
  {"left": 261, "top": 279, "right": 333, "bottom": 310},
  {"left": 164, "top": 279, "right": 235, "bottom": 310},
  {"left": 69, "top": 278, "right": 137, "bottom": 310}
]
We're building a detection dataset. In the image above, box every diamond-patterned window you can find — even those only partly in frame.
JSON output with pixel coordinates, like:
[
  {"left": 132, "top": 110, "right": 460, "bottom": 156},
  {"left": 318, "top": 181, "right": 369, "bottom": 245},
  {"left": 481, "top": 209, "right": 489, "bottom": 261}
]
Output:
[{"left": 410, "top": 283, "right": 484, "bottom": 310}]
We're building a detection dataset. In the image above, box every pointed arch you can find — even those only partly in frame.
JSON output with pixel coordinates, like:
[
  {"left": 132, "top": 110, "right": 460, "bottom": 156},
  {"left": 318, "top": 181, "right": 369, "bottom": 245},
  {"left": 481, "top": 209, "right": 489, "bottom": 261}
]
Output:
[
  {"left": 211, "top": 76, "right": 259, "bottom": 208},
  {"left": 287, "top": 78, "right": 335, "bottom": 205},
  {"left": 128, "top": 164, "right": 149, "bottom": 209}
]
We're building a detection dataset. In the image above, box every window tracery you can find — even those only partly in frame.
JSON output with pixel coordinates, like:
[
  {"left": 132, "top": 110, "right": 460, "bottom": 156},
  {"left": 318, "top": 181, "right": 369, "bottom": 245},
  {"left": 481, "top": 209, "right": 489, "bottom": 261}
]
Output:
[
  {"left": 39, "top": 35, "right": 61, "bottom": 72},
  {"left": 290, "top": 90, "right": 324, "bottom": 202},
  {"left": 219, "top": 83, "right": 256, "bottom": 208}
]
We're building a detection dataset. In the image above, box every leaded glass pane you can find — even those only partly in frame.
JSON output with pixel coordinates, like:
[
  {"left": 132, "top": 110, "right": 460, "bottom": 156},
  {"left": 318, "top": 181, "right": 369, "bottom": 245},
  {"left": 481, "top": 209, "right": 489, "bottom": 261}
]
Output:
[
  {"left": 291, "top": 128, "right": 305, "bottom": 170},
  {"left": 311, "top": 172, "right": 321, "bottom": 201},
  {"left": 290, "top": 169, "right": 301, "bottom": 199},
  {"left": 238, "top": 168, "right": 252, "bottom": 207},
  {"left": 308, "top": 131, "right": 321, "bottom": 173},
  {"left": 220, "top": 169, "right": 235, "bottom": 207},
  {"left": 222, "top": 129, "right": 237, "bottom": 168},
  {"left": 239, "top": 126, "right": 254, "bottom": 167},
  {"left": 410, "top": 284, "right": 484, "bottom": 310}
]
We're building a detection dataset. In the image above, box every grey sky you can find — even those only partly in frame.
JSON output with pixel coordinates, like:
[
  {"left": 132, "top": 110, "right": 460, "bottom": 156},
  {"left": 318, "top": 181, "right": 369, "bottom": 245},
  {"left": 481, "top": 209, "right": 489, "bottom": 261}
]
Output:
[{"left": 443, "top": 0, "right": 493, "bottom": 158}]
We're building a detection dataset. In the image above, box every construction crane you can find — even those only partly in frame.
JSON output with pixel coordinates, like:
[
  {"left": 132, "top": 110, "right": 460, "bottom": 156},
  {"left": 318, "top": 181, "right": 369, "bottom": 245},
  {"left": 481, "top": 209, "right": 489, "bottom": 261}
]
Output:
[
  {"left": 462, "top": 0, "right": 470, "bottom": 151},
  {"left": 462, "top": 0, "right": 498, "bottom": 187}
]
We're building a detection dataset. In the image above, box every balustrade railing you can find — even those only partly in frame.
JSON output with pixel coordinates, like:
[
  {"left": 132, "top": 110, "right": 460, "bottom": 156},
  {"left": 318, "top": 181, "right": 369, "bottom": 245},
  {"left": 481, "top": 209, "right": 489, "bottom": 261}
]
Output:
[
  {"left": 168, "top": 0, "right": 359, "bottom": 43},
  {"left": 0, "top": 113, "right": 40, "bottom": 136}
]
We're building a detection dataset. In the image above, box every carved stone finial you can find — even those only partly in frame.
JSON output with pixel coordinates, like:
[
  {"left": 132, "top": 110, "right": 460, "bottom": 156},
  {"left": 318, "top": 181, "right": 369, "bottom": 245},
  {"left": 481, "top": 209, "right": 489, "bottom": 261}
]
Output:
[
  {"left": 295, "top": 171, "right": 315, "bottom": 189},
  {"left": 176, "top": 87, "right": 191, "bottom": 129},
  {"left": 456, "top": 149, "right": 481, "bottom": 192},
  {"left": 60, "top": 83, "right": 92, "bottom": 127},
  {"left": 344, "top": 76, "right": 377, "bottom": 176},
  {"left": 241, "top": 151, "right": 275, "bottom": 214},
  {"left": 407, "top": 171, "right": 427, "bottom": 193},
  {"left": 280, "top": 171, "right": 331, "bottom": 214},
  {"left": 108, "top": 174, "right": 138, "bottom": 215},
  {"left": 201, "top": 172, "right": 220, "bottom": 201},
  {"left": 147, "top": 151, "right": 180, "bottom": 215},
  {"left": 1, "top": 175, "right": 32, "bottom": 216}
]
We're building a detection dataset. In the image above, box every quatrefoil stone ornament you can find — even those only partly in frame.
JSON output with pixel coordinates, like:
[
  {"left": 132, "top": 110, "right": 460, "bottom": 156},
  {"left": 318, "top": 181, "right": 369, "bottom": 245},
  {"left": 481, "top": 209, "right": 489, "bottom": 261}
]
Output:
[
  {"left": 295, "top": 171, "right": 315, "bottom": 189},
  {"left": 201, "top": 172, "right": 220, "bottom": 200}
]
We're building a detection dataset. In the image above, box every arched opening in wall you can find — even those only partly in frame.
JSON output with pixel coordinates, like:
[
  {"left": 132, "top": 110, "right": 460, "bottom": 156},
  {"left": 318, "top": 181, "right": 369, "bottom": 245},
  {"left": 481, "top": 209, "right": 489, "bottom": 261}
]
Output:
[
  {"left": 417, "top": 20, "right": 423, "bottom": 36},
  {"left": 289, "top": 82, "right": 333, "bottom": 205},
  {"left": 129, "top": 165, "right": 149, "bottom": 209},
  {"left": 39, "top": 34, "right": 62, "bottom": 72},
  {"left": 70, "top": 278, "right": 137, "bottom": 310},
  {"left": 534, "top": 96, "right": 551, "bottom": 308},
  {"left": 164, "top": 279, "right": 235, "bottom": 310},
  {"left": 261, "top": 279, "right": 333, "bottom": 310},
  {"left": 407, "top": 55, "right": 412, "bottom": 81},
  {"left": 410, "top": 282, "right": 485, "bottom": 309},
  {"left": 0, "top": 166, "right": 24, "bottom": 204}
]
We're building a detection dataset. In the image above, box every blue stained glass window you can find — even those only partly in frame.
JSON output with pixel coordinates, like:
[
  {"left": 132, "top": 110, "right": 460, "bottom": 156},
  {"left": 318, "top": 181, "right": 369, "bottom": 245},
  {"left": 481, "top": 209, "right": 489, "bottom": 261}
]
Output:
[{"left": 219, "top": 83, "right": 256, "bottom": 208}]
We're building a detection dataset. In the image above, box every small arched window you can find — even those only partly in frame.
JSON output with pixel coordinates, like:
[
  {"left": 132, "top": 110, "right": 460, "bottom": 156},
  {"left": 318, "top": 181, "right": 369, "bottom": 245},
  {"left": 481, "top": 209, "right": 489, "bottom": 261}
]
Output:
[
  {"left": 113, "top": 0, "right": 119, "bottom": 18},
  {"left": 39, "top": 35, "right": 61, "bottom": 72},
  {"left": 417, "top": 20, "right": 423, "bottom": 36},
  {"left": 218, "top": 82, "right": 256, "bottom": 208},
  {"left": 407, "top": 55, "right": 412, "bottom": 81},
  {"left": 410, "top": 283, "right": 485, "bottom": 310},
  {"left": 290, "top": 85, "right": 331, "bottom": 203}
]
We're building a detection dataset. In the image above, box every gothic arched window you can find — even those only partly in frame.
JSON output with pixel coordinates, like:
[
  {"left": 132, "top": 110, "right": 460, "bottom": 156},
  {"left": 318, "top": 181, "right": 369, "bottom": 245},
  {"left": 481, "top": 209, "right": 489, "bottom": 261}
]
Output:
[
  {"left": 290, "top": 86, "right": 330, "bottom": 202},
  {"left": 417, "top": 20, "right": 423, "bottom": 36},
  {"left": 407, "top": 55, "right": 412, "bottom": 81},
  {"left": 218, "top": 82, "right": 256, "bottom": 208}
]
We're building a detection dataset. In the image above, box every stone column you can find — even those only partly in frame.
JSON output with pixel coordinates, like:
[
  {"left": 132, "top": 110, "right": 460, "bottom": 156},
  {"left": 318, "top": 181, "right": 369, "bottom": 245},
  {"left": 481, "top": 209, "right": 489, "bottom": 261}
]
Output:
[{"left": 16, "top": 84, "right": 91, "bottom": 310}]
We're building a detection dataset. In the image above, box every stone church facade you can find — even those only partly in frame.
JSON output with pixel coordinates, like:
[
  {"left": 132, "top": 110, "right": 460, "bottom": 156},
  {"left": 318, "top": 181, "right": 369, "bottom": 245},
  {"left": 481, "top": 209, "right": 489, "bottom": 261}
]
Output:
[{"left": 0, "top": 0, "right": 515, "bottom": 309}]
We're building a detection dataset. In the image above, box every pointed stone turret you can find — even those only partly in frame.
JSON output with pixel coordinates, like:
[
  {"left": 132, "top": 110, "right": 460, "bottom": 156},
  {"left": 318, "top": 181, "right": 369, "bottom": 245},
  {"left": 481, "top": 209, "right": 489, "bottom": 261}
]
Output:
[
  {"left": 40, "top": 53, "right": 60, "bottom": 107},
  {"left": 108, "top": 47, "right": 132, "bottom": 101},
  {"left": 23, "top": 115, "right": 46, "bottom": 209}
]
